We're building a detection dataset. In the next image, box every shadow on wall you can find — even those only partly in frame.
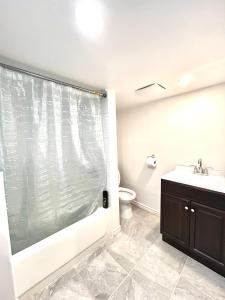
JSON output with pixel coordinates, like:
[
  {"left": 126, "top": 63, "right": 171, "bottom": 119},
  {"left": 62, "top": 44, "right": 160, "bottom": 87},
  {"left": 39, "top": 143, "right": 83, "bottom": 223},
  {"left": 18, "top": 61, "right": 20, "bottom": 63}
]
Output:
[
  {"left": 118, "top": 163, "right": 123, "bottom": 185},
  {"left": 135, "top": 163, "right": 154, "bottom": 188}
]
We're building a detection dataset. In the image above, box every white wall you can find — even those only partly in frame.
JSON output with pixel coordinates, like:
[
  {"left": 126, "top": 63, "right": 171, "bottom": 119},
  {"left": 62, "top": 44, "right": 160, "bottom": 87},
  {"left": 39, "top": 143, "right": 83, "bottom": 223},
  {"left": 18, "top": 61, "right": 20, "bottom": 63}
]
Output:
[
  {"left": 105, "top": 90, "right": 120, "bottom": 233},
  {"left": 0, "top": 173, "right": 17, "bottom": 300},
  {"left": 117, "top": 83, "right": 225, "bottom": 213}
]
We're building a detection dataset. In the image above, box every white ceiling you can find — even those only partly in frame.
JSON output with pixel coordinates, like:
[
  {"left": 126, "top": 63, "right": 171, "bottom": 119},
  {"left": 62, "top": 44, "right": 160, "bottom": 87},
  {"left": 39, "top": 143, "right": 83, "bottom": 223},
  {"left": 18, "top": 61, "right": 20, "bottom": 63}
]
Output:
[{"left": 0, "top": 0, "right": 225, "bottom": 109}]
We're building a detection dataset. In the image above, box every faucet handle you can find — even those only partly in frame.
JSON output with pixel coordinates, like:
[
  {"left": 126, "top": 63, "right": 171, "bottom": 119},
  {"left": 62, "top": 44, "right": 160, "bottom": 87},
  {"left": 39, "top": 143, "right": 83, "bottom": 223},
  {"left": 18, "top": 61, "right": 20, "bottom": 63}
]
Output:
[
  {"left": 202, "top": 167, "right": 214, "bottom": 175},
  {"left": 204, "top": 166, "right": 214, "bottom": 175},
  {"left": 202, "top": 168, "right": 208, "bottom": 176},
  {"left": 193, "top": 166, "right": 198, "bottom": 174}
]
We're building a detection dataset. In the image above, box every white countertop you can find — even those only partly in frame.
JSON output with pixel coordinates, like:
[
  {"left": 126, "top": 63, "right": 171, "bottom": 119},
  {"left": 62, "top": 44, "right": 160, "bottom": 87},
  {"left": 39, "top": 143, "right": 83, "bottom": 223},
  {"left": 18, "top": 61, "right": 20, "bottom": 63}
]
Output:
[{"left": 161, "top": 166, "right": 225, "bottom": 194}]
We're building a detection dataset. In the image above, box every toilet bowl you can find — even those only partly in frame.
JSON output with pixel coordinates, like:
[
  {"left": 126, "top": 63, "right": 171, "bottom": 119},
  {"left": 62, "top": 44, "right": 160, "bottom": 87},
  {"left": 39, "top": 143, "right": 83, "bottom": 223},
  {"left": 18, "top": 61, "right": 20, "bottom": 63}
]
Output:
[{"left": 118, "top": 171, "right": 136, "bottom": 219}]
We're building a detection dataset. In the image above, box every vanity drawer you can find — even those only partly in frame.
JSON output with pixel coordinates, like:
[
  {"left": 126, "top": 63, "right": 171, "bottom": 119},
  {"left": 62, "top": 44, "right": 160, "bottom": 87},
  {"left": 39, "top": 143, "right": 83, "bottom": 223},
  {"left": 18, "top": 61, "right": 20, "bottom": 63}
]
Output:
[{"left": 161, "top": 179, "right": 225, "bottom": 211}]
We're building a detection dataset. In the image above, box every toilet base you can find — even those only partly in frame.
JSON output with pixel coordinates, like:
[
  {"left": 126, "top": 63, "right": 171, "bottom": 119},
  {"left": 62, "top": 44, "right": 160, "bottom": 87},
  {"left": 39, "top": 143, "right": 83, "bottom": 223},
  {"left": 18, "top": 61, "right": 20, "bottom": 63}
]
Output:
[{"left": 120, "top": 203, "right": 133, "bottom": 219}]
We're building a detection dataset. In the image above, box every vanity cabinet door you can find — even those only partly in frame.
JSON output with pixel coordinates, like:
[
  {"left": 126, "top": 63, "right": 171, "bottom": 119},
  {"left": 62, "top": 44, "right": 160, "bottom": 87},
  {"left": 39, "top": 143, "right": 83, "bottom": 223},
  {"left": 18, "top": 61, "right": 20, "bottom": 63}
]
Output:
[
  {"left": 190, "top": 202, "right": 225, "bottom": 272},
  {"left": 161, "top": 194, "right": 190, "bottom": 248}
]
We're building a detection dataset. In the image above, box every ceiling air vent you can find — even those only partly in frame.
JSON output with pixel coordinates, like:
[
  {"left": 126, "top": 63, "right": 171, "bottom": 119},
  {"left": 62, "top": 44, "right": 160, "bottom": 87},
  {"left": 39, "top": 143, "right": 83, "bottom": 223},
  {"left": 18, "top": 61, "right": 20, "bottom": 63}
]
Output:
[{"left": 135, "top": 83, "right": 166, "bottom": 97}]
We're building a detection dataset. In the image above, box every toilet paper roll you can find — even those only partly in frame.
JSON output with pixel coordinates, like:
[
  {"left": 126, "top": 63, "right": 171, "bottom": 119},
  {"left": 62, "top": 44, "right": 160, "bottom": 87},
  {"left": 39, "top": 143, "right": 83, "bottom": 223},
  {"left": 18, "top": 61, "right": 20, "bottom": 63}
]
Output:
[{"left": 146, "top": 156, "right": 157, "bottom": 168}]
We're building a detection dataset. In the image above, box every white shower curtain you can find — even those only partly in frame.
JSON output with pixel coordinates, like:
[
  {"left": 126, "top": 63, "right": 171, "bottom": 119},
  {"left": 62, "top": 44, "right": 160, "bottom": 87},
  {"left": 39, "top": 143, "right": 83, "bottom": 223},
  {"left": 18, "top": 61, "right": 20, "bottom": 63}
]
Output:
[{"left": 0, "top": 66, "right": 107, "bottom": 254}]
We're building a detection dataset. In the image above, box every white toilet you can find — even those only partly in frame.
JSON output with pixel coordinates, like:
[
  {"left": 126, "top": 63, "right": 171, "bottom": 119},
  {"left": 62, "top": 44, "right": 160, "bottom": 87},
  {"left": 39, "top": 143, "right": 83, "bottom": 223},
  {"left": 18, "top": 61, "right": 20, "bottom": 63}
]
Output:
[{"left": 118, "top": 171, "right": 136, "bottom": 219}]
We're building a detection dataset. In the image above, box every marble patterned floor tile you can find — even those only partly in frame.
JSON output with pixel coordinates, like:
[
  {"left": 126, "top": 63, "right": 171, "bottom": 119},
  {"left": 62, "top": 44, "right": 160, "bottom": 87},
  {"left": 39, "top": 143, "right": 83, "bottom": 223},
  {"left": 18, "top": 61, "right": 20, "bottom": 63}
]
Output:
[
  {"left": 170, "top": 277, "right": 214, "bottom": 300},
  {"left": 131, "top": 263, "right": 179, "bottom": 294},
  {"left": 31, "top": 207, "right": 225, "bottom": 300},
  {"left": 108, "top": 275, "right": 154, "bottom": 300},
  {"left": 132, "top": 205, "right": 154, "bottom": 219},
  {"left": 36, "top": 249, "right": 128, "bottom": 300},
  {"left": 108, "top": 275, "right": 150, "bottom": 300},
  {"left": 146, "top": 237, "right": 188, "bottom": 273},
  {"left": 74, "top": 249, "right": 128, "bottom": 299},
  {"left": 121, "top": 208, "right": 160, "bottom": 248},
  {"left": 132, "top": 238, "right": 187, "bottom": 292},
  {"left": 36, "top": 275, "right": 94, "bottom": 300},
  {"left": 109, "top": 272, "right": 171, "bottom": 300},
  {"left": 124, "top": 206, "right": 160, "bottom": 228},
  {"left": 35, "top": 269, "right": 76, "bottom": 300},
  {"left": 131, "top": 270, "right": 171, "bottom": 300},
  {"left": 179, "top": 258, "right": 225, "bottom": 300},
  {"left": 106, "top": 232, "right": 146, "bottom": 272}
]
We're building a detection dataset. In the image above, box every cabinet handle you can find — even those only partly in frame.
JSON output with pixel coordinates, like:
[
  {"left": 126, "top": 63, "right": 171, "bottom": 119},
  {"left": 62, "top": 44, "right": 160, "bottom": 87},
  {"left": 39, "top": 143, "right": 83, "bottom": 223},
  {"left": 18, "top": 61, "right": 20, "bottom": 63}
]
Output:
[
  {"left": 184, "top": 206, "right": 189, "bottom": 210},
  {"left": 191, "top": 208, "right": 195, "bottom": 213}
]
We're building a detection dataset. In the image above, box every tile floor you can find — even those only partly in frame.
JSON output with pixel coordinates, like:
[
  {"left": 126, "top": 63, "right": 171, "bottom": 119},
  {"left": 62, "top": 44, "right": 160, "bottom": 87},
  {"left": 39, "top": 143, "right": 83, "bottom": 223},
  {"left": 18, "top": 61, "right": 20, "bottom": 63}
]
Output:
[{"left": 35, "top": 206, "right": 225, "bottom": 300}]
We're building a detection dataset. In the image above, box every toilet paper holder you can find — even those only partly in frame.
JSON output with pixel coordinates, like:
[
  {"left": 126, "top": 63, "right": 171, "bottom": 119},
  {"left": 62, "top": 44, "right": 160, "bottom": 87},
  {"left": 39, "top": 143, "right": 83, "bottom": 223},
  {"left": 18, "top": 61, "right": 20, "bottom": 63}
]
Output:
[{"left": 146, "top": 154, "right": 157, "bottom": 168}]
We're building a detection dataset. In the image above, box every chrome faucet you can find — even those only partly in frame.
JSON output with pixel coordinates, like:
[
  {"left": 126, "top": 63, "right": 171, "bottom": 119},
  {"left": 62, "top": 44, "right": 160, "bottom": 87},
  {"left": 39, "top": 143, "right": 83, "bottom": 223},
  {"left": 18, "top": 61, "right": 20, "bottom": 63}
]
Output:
[
  {"left": 193, "top": 158, "right": 209, "bottom": 175},
  {"left": 197, "top": 158, "right": 203, "bottom": 173}
]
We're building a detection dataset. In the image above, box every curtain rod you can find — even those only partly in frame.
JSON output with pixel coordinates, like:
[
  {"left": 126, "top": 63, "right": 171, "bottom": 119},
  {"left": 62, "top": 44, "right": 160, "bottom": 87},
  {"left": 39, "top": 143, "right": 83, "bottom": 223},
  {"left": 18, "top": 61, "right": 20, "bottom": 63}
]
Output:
[{"left": 0, "top": 62, "right": 107, "bottom": 98}]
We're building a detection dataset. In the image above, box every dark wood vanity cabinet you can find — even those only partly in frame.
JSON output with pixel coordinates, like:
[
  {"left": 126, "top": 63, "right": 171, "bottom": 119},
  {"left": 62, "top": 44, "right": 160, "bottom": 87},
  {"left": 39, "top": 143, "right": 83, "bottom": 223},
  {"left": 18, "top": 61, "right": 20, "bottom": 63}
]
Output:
[
  {"left": 161, "top": 193, "right": 190, "bottom": 248},
  {"left": 161, "top": 179, "right": 225, "bottom": 276}
]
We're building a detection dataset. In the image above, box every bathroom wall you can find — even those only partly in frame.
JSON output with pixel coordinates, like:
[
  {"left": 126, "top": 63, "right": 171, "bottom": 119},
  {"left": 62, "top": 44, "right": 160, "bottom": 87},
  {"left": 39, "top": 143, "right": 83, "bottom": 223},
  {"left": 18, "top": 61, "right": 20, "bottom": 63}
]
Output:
[
  {"left": 105, "top": 90, "right": 120, "bottom": 233},
  {"left": 117, "top": 83, "right": 225, "bottom": 213},
  {"left": 0, "top": 173, "right": 17, "bottom": 300}
]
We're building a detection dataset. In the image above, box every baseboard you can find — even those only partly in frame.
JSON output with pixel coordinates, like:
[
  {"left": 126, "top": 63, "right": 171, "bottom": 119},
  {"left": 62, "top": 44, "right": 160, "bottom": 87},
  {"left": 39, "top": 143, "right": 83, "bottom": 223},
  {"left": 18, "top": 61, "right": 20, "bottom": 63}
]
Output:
[{"left": 132, "top": 200, "right": 160, "bottom": 216}]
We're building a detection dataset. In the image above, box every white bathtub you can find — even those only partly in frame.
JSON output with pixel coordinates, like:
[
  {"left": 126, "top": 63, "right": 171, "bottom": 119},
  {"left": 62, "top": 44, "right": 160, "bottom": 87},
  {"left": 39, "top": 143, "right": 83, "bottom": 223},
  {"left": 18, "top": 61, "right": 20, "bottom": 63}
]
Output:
[{"left": 13, "top": 207, "right": 111, "bottom": 297}]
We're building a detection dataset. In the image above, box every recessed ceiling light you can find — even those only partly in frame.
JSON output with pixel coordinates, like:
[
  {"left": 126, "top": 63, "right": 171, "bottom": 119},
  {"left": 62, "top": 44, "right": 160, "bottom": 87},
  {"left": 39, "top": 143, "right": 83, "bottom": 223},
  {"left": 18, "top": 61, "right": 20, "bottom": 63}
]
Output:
[
  {"left": 75, "top": 0, "right": 104, "bottom": 39},
  {"left": 178, "top": 74, "right": 193, "bottom": 87}
]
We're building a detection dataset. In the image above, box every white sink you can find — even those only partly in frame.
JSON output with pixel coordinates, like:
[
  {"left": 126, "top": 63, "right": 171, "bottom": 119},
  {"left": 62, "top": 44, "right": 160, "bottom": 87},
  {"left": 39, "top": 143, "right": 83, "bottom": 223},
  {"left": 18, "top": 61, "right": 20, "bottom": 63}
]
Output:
[{"left": 161, "top": 166, "right": 225, "bottom": 194}]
